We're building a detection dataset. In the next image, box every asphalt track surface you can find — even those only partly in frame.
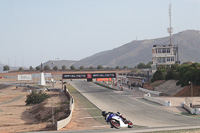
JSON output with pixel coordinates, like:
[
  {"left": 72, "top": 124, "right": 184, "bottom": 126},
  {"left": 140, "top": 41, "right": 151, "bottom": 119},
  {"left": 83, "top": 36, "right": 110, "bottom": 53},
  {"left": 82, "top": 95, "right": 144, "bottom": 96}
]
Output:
[{"left": 66, "top": 80, "right": 200, "bottom": 132}]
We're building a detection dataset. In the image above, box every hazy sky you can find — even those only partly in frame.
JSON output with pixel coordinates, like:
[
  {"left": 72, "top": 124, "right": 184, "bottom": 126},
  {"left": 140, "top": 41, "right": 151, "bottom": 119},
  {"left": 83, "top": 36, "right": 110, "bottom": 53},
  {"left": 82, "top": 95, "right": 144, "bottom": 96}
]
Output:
[{"left": 0, "top": 0, "right": 200, "bottom": 67}]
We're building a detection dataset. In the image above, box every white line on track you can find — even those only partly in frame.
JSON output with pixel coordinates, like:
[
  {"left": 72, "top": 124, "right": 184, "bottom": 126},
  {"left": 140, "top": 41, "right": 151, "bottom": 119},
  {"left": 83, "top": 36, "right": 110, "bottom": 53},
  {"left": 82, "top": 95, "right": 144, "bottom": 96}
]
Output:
[
  {"left": 92, "top": 125, "right": 110, "bottom": 128},
  {"left": 75, "top": 108, "right": 97, "bottom": 111},
  {"left": 109, "top": 95, "right": 136, "bottom": 107},
  {"left": 79, "top": 116, "right": 103, "bottom": 119}
]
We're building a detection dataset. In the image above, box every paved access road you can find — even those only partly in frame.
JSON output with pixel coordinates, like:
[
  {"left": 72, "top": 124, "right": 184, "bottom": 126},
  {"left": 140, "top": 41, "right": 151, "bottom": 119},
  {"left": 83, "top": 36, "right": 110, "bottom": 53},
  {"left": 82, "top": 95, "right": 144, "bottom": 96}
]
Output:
[{"left": 70, "top": 80, "right": 200, "bottom": 128}]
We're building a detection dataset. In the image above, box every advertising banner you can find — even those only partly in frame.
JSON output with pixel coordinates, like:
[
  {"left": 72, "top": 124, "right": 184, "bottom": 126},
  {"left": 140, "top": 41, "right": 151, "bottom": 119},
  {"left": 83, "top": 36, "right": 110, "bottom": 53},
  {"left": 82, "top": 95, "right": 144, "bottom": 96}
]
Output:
[
  {"left": 18, "top": 75, "right": 32, "bottom": 81},
  {"left": 92, "top": 73, "right": 116, "bottom": 78},
  {"left": 62, "top": 73, "right": 116, "bottom": 79},
  {"left": 63, "top": 74, "right": 87, "bottom": 79}
]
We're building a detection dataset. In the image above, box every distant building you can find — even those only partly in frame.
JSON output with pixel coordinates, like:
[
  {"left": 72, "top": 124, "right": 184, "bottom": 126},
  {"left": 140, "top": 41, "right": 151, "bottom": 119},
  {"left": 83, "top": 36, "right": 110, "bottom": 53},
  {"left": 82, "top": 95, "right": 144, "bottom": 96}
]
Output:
[
  {"left": 152, "top": 3, "right": 180, "bottom": 73},
  {"left": 151, "top": 44, "right": 179, "bottom": 73}
]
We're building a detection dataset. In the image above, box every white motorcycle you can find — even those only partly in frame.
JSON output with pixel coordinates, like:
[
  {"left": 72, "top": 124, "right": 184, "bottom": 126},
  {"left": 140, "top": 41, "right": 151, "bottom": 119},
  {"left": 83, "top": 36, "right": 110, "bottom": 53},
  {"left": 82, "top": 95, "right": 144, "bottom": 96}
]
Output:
[{"left": 102, "top": 111, "right": 133, "bottom": 129}]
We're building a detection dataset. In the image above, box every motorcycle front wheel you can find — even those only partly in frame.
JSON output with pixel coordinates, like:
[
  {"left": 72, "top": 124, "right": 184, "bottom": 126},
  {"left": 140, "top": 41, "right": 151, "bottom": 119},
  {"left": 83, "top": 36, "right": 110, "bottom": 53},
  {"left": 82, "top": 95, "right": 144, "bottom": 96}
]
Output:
[
  {"left": 110, "top": 119, "right": 120, "bottom": 129},
  {"left": 127, "top": 120, "right": 133, "bottom": 128}
]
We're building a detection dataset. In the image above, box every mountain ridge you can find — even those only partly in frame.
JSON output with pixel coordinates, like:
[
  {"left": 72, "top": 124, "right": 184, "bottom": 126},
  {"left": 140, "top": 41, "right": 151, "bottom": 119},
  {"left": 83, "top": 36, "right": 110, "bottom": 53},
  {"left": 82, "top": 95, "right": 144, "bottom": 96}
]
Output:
[
  {"left": 73, "top": 30, "right": 200, "bottom": 67},
  {"left": 1, "top": 30, "right": 200, "bottom": 70}
]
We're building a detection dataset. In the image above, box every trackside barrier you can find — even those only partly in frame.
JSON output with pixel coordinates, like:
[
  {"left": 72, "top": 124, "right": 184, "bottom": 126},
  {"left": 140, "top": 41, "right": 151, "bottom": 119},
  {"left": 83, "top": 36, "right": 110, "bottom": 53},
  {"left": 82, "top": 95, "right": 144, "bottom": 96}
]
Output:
[
  {"left": 95, "top": 82, "right": 119, "bottom": 90},
  {"left": 195, "top": 108, "right": 200, "bottom": 115},
  {"left": 182, "top": 102, "right": 200, "bottom": 115},
  {"left": 56, "top": 91, "right": 75, "bottom": 130},
  {"left": 144, "top": 93, "right": 171, "bottom": 106},
  {"left": 139, "top": 87, "right": 163, "bottom": 96}
]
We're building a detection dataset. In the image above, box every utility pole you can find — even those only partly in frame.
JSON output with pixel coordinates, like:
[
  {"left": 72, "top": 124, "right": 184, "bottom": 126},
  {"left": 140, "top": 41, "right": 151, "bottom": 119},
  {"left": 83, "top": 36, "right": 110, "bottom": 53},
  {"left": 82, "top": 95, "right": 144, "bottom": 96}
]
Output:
[
  {"left": 189, "top": 81, "right": 193, "bottom": 107},
  {"left": 51, "top": 62, "right": 55, "bottom": 126}
]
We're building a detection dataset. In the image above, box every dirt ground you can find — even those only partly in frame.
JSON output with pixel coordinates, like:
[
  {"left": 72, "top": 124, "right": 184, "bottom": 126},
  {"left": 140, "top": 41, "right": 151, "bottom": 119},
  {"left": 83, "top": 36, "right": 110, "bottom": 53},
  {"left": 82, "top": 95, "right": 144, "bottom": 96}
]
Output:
[
  {"left": 0, "top": 80, "right": 70, "bottom": 132},
  {"left": 0, "top": 76, "right": 108, "bottom": 133},
  {"left": 0, "top": 85, "right": 48, "bottom": 132}
]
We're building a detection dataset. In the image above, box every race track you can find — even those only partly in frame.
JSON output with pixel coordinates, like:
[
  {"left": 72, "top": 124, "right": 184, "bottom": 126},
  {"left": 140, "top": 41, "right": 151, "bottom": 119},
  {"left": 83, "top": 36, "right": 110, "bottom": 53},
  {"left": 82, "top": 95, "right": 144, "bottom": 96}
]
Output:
[{"left": 70, "top": 80, "right": 200, "bottom": 128}]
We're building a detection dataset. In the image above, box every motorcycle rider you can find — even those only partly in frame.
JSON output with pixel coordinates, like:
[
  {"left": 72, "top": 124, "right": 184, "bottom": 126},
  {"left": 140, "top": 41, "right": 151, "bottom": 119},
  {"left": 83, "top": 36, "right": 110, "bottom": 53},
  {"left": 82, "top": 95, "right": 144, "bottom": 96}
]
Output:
[
  {"left": 102, "top": 111, "right": 133, "bottom": 129},
  {"left": 102, "top": 111, "right": 129, "bottom": 124},
  {"left": 102, "top": 111, "right": 123, "bottom": 121},
  {"left": 102, "top": 111, "right": 117, "bottom": 128}
]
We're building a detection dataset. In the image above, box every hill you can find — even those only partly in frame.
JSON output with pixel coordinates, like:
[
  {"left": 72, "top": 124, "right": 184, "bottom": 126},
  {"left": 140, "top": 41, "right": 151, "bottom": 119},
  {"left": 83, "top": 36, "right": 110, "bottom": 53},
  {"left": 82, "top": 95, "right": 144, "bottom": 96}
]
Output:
[{"left": 73, "top": 30, "right": 200, "bottom": 67}]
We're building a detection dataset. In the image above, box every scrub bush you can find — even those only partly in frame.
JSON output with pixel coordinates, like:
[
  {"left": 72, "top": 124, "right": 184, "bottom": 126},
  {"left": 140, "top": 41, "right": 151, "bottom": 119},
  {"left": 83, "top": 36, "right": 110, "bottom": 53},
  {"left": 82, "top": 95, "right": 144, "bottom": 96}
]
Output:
[{"left": 25, "top": 90, "right": 50, "bottom": 105}]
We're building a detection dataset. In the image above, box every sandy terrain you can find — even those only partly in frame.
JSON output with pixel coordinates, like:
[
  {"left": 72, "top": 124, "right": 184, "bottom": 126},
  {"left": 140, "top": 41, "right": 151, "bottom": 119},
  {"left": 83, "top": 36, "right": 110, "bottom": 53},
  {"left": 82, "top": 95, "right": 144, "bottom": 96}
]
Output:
[
  {"left": 0, "top": 85, "right": 48, "bottom": 132},
  {"left": 0, "top": 82, "right": 70, "bottom": 132},
  {"left": 0, "top": 76, "right": 108, "bottom": 133}
]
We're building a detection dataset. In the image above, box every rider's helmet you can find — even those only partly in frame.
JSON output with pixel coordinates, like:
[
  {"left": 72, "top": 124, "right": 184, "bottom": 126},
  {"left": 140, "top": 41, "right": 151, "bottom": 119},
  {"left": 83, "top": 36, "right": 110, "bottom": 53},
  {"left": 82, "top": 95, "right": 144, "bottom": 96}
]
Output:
[
  {"left": 117, "top": 112, "right": 121, "bottom": 115},
  {"left": 102, "top": 111, "right": 107, "bottom": 117}
]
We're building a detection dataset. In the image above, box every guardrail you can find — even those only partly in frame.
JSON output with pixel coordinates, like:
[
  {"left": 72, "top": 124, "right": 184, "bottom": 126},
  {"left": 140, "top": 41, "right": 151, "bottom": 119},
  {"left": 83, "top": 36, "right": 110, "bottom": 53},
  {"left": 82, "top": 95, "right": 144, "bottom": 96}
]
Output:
[
  {"left": 144, "top": 93, "right": 171, "bottom": 106},
  {"left": 182, "top": 102, "right": 200, "bottom": 115},
  {"left": 139, "top": 87, "right": 163, "bottom": 96},
  {"left": 56, "top": 91, "right": 75, "bottom": 130}
]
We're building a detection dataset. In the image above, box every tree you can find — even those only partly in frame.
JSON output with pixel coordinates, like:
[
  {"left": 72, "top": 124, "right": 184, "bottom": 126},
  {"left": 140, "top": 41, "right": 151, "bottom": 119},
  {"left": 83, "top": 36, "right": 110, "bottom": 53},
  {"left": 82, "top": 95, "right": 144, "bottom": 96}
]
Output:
[
  {"left": 176, "top": 63, "right": 200, "bottom": 86},
  {"left": 151, "top": 63, "right": 200, "bottom": 87},
  {"left": 97, "top": 65, "right": 103, "bottom": 70},
  {"left": 137, "top": 62, "right": 152, "bottom": 69},
  {"left": 70, "top": 65, "right": 75, "bottom": 70},
  {"left": 115, "top": 66, "right": 120, "bottom": 70},
  {"left": 19, "top": 67, "right": 23, "bottom": 71},
  {"left": 53, "top": 66, "right": 58, "bottom": 71},
  {"left": 79, "top": 66, "right": 84, "bottom": 70},
  {"left": 29, "top": 66, "right": 33, "bottom": 71},
  {"left": 146, "top": 62, "right": 153, "bottom": 68},
  {"left": 157, "top": 65, "right": 165, "bottom": 70},
  {"left": 123, "top": 66, "right": 128, "bottom": 69},
  {"left": 151, "top": 69, "right": 166, "bottom": 82},
  {"left": 3, "top": 65, "right": 10, "bottom": 71},
  {"left": 44, "top": 65, "right": 50, "bottom": 71},
  {"left": 36, "top": 66, "right": 40, "bottom": 70},
  {"left": 89, "top": 66, "right": 93, "bottom": 70},
  {"left": 137, "top": 63, "right": 146, "bottom": 69},
  {"left": 62, "top": 65, "right": 66, "bottom": 70}
]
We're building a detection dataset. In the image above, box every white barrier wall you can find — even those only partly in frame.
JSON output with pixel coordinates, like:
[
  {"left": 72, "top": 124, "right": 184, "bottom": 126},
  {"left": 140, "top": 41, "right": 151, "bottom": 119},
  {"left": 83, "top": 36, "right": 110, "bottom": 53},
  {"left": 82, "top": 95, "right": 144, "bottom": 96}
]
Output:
[
  {"left": 144, "top": 93, "right": 171, "bottom": 106},
  {"left": 57, "top": 93, "right": 75, "bottom": 130},
  {"left": 182, "top": 103, "right": 200, "bottom": 115},
  {"left": 139, "top": 87, "right": 162, "bottom": 96},
  {"left": 195, "top": 108, "right": 200, "bottom": 115}
]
